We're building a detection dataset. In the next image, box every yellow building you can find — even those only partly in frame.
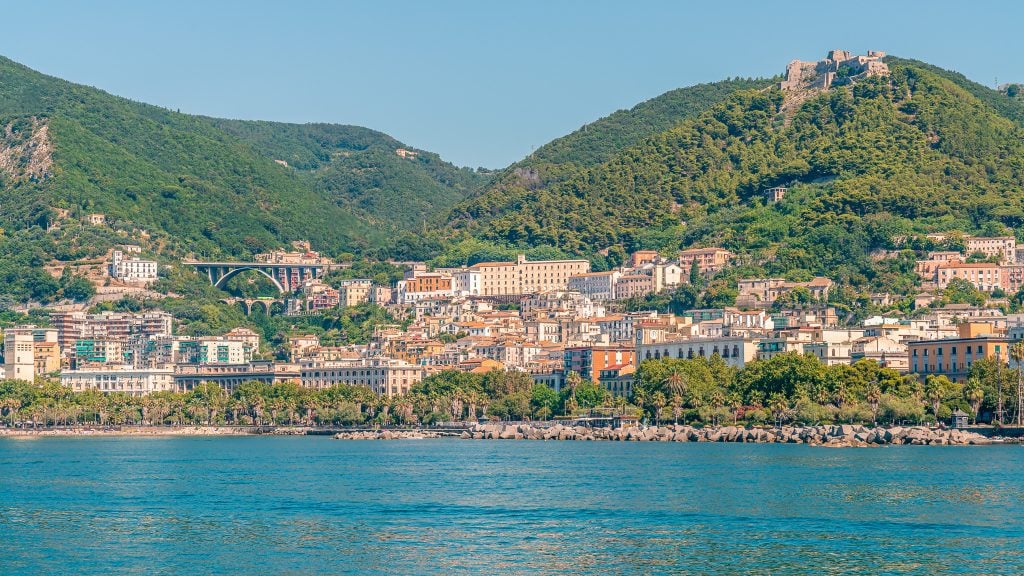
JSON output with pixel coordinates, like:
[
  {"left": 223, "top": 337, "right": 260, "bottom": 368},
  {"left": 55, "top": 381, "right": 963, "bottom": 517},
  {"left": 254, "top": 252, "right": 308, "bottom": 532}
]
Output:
[
  {"left": 908, "top": 323, "right": 1012, "bottom": 382},
  {"left": 3, "top": 326, "right": 60, "bottom": 380},
  {"left": 338, "top": 280, "right": 373, "bottom": 307}
]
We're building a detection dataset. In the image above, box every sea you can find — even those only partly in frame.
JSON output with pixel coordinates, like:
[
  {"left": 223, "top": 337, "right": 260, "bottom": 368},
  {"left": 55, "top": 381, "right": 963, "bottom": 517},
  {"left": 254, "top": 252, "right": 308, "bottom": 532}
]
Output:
[{"left": 1, "top": 437, "right": 1023, "bottom": 575}]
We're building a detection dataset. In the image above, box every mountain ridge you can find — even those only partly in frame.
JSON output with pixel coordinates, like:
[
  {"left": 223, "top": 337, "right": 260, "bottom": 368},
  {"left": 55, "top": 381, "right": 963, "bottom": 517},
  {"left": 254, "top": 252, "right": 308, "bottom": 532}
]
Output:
[{"left": 441, "top": 54, "right": 1024, "bottom": 306}]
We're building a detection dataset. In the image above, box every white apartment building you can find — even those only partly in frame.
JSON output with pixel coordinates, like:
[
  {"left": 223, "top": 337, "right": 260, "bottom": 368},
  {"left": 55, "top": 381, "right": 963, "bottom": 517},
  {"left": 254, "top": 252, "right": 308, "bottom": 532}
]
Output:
[
  {"left": 567, "top": 271, "right": 620, "bottom": 301},
  {"left": 300, "top": 357, "right": 425, "bottom": 397},
  {"left": 61, "top": 367, "right": 176, "bottom": 396},
  {"left": 803, "top": 341, "right": 855, "bottom": 366},
  {"left": 110, "top": 250, "right": 159, "bottom": 283},
  {"left": 637, "top": 336, "right": 760, "bottom": 368},
  {"left": 964, "top": 236, "right": 1016, "bottom": 263},
  {"left": 4, "top": 329, "right": 37, "bottom": 381},
  {"left": 3, "top": 326, "right": 59, "bottom": 380},
  {"left": 453, "top": 269, "right": 481, "bottom": 296}
]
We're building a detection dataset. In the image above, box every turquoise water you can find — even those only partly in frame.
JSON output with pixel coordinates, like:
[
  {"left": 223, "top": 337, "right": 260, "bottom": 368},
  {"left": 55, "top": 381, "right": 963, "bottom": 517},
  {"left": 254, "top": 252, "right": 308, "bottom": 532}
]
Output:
[{"left": 2, "top": 438, "right": 1023, "bottom": 575}]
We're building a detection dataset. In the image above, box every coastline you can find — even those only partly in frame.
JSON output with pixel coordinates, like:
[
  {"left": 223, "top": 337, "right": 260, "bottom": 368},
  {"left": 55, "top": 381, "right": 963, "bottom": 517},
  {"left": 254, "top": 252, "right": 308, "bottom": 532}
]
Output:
[
  {"left": 4, "top": 423, "right": 1020, "bottom": 446},
  {"left": 338, "top": 422, "right": 1019, "bottom": 446},
  {"left": 0, "top": 425, "right": 312, "bottom": 438}
]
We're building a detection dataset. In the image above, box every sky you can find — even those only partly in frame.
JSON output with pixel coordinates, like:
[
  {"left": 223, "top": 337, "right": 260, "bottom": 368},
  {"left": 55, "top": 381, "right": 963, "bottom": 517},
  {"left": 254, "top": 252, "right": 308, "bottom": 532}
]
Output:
[{"left": 0, "top": 0, "right": 1020, "bottom": 168}]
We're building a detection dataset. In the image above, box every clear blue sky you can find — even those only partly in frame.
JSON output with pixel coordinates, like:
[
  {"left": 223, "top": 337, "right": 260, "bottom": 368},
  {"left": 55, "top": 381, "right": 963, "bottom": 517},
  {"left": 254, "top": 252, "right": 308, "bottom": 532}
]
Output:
[{"left": 0, "top": 0, "right": 1019, "bottom": 168}]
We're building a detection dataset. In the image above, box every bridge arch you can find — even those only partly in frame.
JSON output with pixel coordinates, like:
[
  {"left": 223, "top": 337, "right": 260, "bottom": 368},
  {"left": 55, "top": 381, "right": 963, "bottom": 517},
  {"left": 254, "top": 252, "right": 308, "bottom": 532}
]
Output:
[
  {"left": 213, "top": 266, "right": 285, "bottom": 294},
  {"left": 250, "top": 300, "right": 272, "bottom": 315}
]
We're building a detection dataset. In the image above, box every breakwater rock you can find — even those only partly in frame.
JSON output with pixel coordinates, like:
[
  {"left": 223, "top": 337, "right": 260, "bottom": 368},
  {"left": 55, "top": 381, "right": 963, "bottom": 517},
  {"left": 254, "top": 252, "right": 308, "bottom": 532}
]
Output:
[
  {"left": 460, "top": 423, "right": 995, "bottom": 446},
  {"left": 333, "top": 429, "right": 443, "bottom": 440}
]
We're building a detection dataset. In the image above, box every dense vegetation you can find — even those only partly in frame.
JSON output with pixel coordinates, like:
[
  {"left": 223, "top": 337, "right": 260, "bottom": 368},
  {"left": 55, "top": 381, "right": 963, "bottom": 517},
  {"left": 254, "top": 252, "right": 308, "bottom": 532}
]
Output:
[
  {"left": 447, "top": 59, "right": 1024, "bottom": 309},
  {"left": 205, "top": 119, "right": 489, "bottom": 229},
  {"left": 93, "top": 292, "right": 406, "bottom": 357},
  {"left": 524, "top": 77, "right": 774, "bottom": 168},
  {"left": 0, "top": 55, "right": 486, "bottom": 307},
  {"left": 4, "top": 350, "right": 1020, "bottom": 428},
  {"left": 3, "top": 53, "right": 1024, "bottom": 319},
  {"left": 630, "top": 353, "right": 1018, "bottom": 427}
]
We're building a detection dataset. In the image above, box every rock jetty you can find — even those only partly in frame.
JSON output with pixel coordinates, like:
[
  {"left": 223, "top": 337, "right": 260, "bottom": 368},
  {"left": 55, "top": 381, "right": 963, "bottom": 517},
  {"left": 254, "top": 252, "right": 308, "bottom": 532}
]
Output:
[
  {"left": 457, "top": 423, "right": 996, "bottom": 446},
  {"left": 333, "top": 429, "right": 443, "bottom": 440}
]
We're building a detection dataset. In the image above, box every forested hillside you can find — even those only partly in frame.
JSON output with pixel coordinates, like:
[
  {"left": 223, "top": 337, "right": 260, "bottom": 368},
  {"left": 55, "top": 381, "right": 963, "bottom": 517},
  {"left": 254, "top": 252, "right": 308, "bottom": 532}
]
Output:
[
  {"left": 2, "top": 51, "right": 1023, "bottom": 310},
  {"left": 202, "top": 119, "right": 488, "bottom": 229},
  {"left": 525, "top": 77, "right": 774, "bottom": 168},
  {"left": 448, "top": 60, "right": 1024, "bottom": 301},
  {"left": 436, "top": 77, "right": 775, "bottom": 266},
  {"left": 0, "top": 55, "right": 483, "bottom": 302}
]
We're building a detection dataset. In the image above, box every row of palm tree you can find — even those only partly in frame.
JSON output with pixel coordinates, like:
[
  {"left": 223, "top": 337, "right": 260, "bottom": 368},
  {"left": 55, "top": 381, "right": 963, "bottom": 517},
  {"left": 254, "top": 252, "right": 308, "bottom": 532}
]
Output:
[{"left": 0, "top": 380, "right": 391, "bottom": 428}]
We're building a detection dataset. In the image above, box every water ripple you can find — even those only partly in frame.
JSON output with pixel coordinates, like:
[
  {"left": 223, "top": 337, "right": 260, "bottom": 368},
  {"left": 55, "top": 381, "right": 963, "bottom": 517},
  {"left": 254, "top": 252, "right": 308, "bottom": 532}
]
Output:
[{"left": 1, "top": 438, "right": 1023, "bottom": 575}]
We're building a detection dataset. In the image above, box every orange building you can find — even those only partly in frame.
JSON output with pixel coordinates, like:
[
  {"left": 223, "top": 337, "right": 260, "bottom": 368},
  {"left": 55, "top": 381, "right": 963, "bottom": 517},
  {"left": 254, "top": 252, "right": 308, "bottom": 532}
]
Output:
[
  {"left": 396, "top": 272, "right": 453, "bottom": 303},
  {"left": 679, "top": 247, "right": 733, "bottom": 274},
  {"left": 563, "top": 344, "right": 636, "bottom": 383},
  {"left": 629, "top": 250, "right": 660, "bottom": 268}
]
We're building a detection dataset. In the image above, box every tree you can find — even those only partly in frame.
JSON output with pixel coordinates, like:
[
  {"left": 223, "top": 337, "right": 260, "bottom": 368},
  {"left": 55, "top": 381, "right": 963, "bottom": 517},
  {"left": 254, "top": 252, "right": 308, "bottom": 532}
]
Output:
[
  {"left": 664, "top": 368, "right": 686, "bottom": 399},
  {"left": 670, "top": 393, "right": 683, "bottom": 424},
  {"left": 942, "top": 278, "right": 986, "bottom": 307},
  {"left": 924, "top": 375, "right": 960, "bottom": 420},
  {"left": 866, "top": 384, "right": 881, "bottom": 423},
  {"left": 965, "top": 378, "right": 985, "bottom": 424},
  {"left": 769, "top": 393, "right": 790, "bottom": 427},
  {"left": 651, "top": 391, "right": 667, "bottom": 426},
  {"left": 1011, "top": 341, "right": 1024, "bottom": 426},
  {"left": 573, "top": 381, "right": 607, "bottom": 409},
  {"left": 688, "top": 262, "right": 703, "bottom": 289},
  {"left": 565, "top": 371, "right": 583, "bottom": 404},
  {"left": 61, "top": 276, "right": 96, "bottom": 302},
  {"left": 529, "top": 384, "right": 558, "bottom": 420}
]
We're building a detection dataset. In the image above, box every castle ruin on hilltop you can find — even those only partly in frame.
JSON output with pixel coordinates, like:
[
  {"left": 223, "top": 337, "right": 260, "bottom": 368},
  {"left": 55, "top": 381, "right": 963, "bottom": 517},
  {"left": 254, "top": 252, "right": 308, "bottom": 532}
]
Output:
[{"left": 780, "top": 49, "right": 889, "bottom": 92}]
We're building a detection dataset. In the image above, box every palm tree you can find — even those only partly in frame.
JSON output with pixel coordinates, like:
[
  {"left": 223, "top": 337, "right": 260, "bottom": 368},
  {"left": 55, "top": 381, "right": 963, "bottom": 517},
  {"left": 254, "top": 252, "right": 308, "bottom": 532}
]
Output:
[
  {"left": 769, "top": 393, "right": 789, "bottom": 427},
  {"left": 664, "top": 368, "right": 686, "bottom": 399},
  {"left": 565, "top": 371, "right": 582, "bottom": 404},
  {"left": 1011, "top": 341, "right": 1024, "bottom": 426},
  {"left": 966, "top": 378, "right": 985, "bottom": 424},
  {"left": 833, "top": 381, "right": 849, "bottom": 409},
  {"left": 651, "top": 391, "right": 667, "bottom": 426},
  {"left": 866, "top": 384, "right": 881, "bottom": 423},
  {"left": 924, "top": 376, "right": 944, "bottom": 420},
  {"left": 450, "top": 392, "right": 465, "bottom": 422},
  {"left": 2, "top": 397, "right": 21, "bottom": 426},
  {"left": 267, "top": 397, "right": 286, "bottom": 426},
  {"left": 727, "top": 392, "right": 742, "bottom": 425},
  {"left": 708, "top": 389, "right": 725, "bottom": 426},
  {"left": 227, "top": 398, "right": 244, "bottom": 424},
  {"left": 670, "top": 394, "right": 683, "bottom": 425}
]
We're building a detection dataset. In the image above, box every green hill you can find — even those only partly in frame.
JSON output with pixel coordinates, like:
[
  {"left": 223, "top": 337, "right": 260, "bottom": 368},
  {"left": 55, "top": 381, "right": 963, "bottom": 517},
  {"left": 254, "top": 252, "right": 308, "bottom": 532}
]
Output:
[
  {"left": 444, "top": 77, "right": 774, "bottom": 262},
  {"left": 0, "top": 55, "right": 486, "bottom": 302},
  {"left": 447, "top": 58, "right": 1024, "bottom": 303},
  {"left": 525, "top": 77, "right": 774, "bottom": 168},
  {"left": 202, "top": 119, "right": 488, "bottom": 229}
]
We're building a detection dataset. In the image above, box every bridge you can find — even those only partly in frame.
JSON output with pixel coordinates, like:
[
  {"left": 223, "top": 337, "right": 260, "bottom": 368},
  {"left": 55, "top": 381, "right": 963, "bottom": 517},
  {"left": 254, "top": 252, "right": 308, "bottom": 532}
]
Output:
[
  {"left": 221, "top": 297, "right": 288, "bottom": 316},
  {"left": 186, "top": 260, "right": 346, "bottom": 294}
]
